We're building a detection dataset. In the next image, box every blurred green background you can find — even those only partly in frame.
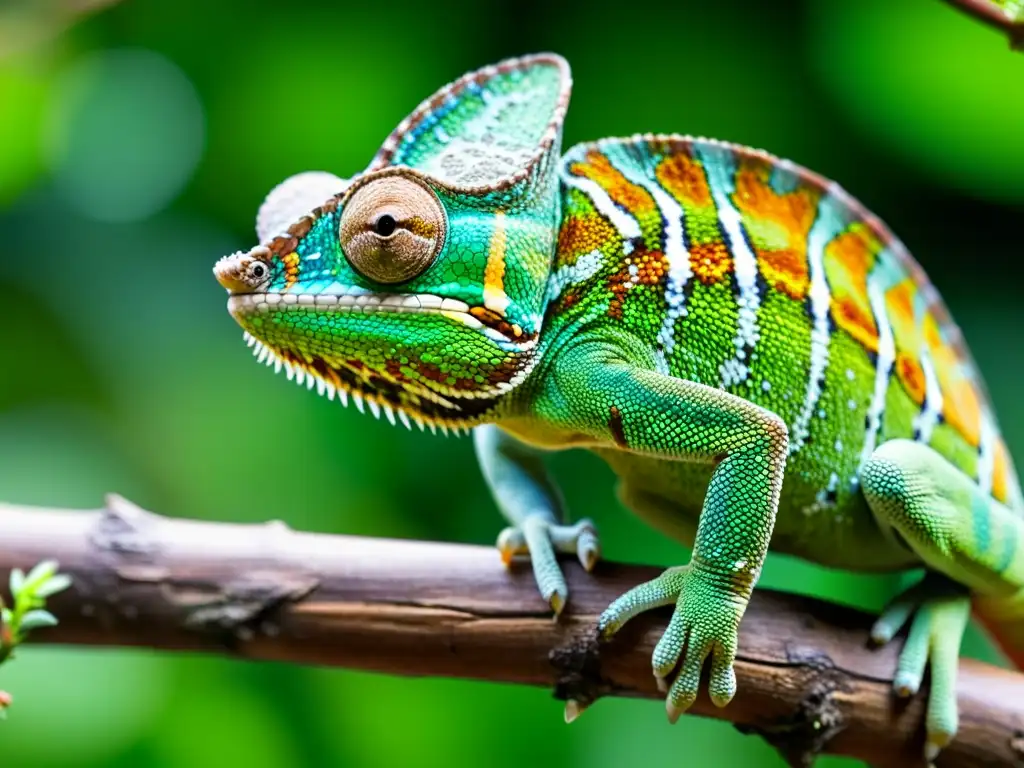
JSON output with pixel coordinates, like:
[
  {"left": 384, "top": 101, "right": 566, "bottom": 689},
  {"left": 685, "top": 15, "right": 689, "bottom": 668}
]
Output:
[{"left": 1, "top": 0, "right": 1022, "bottom": 765}]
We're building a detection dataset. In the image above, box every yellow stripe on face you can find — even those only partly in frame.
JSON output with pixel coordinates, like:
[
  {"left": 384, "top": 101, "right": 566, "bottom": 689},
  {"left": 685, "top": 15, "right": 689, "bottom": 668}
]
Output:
[{"left": 483, "top": 211, "right": 510, "bottom": 316}]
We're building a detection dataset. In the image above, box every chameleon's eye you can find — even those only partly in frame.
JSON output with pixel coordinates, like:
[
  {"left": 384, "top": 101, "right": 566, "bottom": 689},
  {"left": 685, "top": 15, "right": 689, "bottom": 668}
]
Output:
[
  {"left": 339, "top": 175, "right": 447, "bottom": 284},
  {"left": 240, "top": 257, "right": 271, "bottom": 288}
]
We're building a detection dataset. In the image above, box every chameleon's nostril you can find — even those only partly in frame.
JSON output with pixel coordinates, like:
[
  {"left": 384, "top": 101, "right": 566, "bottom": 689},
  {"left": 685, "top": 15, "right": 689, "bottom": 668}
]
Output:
[{"left": 213, "top": 252, "right": 253, "bottom": 294}]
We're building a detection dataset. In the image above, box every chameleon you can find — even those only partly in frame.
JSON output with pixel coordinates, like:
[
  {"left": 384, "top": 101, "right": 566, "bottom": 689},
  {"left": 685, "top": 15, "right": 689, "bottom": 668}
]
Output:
[{"left": 213, "top": 54, "right": 1024, "bottom": 761}]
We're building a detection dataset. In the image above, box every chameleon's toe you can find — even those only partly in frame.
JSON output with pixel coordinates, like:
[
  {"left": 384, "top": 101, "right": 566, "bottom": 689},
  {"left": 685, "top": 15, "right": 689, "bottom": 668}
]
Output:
[
  {"left": 871, "top": 576, "right": 970, "bottom": 762},
  {"left": 596, "top": 565, "right": 685, "bottom": 639},
  {"left": 497, "top": 515, "right": 600, "bottom": 616},
  {"left": 598, "top": 564, "right": 742, "bottom": 722},
  {"left": 656, "top": 573, "right": 741, "bottom": 719}
]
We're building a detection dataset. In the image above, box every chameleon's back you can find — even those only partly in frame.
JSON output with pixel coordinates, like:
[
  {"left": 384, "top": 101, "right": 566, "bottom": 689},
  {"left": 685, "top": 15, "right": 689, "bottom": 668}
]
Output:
[{"left": 551, "top": 134, "right": 1022, "bottom": 520}]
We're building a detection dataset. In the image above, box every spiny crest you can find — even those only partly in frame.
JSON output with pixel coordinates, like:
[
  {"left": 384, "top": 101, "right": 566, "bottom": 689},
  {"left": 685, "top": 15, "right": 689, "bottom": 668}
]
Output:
[{"left": 214, "top": 54, "right": 573, "bottom": 431}]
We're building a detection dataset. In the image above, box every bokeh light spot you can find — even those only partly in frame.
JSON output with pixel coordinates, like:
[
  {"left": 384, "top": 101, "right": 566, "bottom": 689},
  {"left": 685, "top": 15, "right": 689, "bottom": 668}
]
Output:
[{"left": 44, "top": 48, "right": 204, "bottom": 222}]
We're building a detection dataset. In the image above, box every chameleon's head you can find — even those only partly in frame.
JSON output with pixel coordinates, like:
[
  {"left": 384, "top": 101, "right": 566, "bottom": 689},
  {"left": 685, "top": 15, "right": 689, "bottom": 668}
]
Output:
[{"left": 214, "top": 54, "right": 571, "bottom": 431}]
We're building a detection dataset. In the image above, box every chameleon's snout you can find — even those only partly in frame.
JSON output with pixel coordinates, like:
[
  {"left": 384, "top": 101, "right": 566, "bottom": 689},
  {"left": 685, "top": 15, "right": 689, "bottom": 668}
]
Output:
[{"left": 213, "top": 248, "right": 272, "bottom": 294}]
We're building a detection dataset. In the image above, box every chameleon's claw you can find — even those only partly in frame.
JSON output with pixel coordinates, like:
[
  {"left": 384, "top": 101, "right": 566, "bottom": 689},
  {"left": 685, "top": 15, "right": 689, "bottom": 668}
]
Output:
[
  {"left": 925, "top": 732, "right": 952, "bottom": 764},
  {"left": 563, "top": 698, "right": 586, "bottom": 723},
  {"left": 576, "top": 525, "right": 600, "bottom": 572},
  {"left": 495, "top": 515, "right": 600, "bottom": 616},
  {"left": 549, "top": 589, "right": 566, "bottom": 618},
  {"left": 496, "top": 527, "right": 525, "bottom": 567},
  {"left": 665, "top": 699, "right": 684, "bottom": 725}
]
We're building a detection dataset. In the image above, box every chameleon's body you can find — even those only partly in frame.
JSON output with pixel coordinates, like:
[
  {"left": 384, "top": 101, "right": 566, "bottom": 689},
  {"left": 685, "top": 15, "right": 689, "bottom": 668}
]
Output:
[
  {"left": 521, "top": 134, "right": 1022, "bottom": 572},
  {"left": 214, "top": 55, "right": 1024, "bottom": 759}
]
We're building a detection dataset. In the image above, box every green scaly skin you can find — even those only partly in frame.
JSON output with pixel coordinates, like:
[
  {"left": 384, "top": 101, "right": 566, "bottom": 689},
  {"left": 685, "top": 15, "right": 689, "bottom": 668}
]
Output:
[{"left": 213, "top": 54, "right": 1024, "bottom": 762}]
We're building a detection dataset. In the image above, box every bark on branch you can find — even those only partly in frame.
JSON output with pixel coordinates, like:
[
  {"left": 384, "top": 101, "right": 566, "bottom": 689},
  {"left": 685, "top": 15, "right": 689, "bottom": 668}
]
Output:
[
  {"left": 942, "top": 0, "right": 1024, "bottom": 48},
  {"left": 1, "top": 495, "right": 1023, "bottom": 767}
]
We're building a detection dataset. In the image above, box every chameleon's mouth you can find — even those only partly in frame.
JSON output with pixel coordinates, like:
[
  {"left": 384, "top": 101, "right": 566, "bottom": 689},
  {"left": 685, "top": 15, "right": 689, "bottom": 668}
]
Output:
[
  {"left": 225, "top": 291, "right": 526, "bottom": 433},
  {"left": 226, "top": 292, "right": 528, "bottom": 343},
  {"left": 227, "top": 291, "right": 469, "bottom": 314}
]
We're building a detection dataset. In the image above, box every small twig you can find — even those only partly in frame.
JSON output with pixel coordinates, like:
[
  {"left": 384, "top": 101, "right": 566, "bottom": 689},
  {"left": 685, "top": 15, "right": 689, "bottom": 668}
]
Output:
[
  {"left": 0, "top": 495, "right": 1022, "bottom": 766},
  {"left": 942, "top": 0, "right": 1024, "bottom": 49}
]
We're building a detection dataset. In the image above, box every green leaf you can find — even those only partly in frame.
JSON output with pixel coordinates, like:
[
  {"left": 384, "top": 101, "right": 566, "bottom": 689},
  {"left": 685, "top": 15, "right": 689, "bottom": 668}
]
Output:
[
  {"left": 18, "top": 609, "right": 58, "bottom": 632},
  {"left": 34, "top": 574, "right": 72, "bottom": 598},
  {"left": 1, "top": 607, "right": 11, "bottom": 626},
  {"left": 8, "top": 569, "right": 24, "bottom": 597},
  {"left": 23, "top": 560, "right": 58, "bottom": 590}
]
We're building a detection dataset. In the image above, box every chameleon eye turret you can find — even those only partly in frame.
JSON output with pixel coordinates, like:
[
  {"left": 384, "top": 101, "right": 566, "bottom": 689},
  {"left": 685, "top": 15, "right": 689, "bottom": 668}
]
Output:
[{"left": 339, "top": 174, "right": 447, "bottom": 285}]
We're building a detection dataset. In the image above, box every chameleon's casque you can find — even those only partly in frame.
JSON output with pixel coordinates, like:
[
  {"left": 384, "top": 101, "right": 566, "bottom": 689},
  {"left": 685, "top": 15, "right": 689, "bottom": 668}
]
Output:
[{"left": 215, "top": 53, "right": 1024, "bottom": 759}]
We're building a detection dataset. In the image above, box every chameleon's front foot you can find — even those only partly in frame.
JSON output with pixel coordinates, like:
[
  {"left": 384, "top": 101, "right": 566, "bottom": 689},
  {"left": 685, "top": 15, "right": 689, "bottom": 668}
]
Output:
[
  {"left": 871, "top": 575, "right": 970, "bottom": 762},
  {"left": 497, "top": 515, "right": 600, "bottom": 615},
  {"left": 597, "top": 564, "right": 743, "bottom": 720}
]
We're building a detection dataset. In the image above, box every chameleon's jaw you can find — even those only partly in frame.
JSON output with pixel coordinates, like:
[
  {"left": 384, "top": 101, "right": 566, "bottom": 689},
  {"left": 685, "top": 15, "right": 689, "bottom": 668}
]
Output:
[
  {"left": 224, "top": 291, "right": 530, "bottom": 433},
  {"left": 226, "top": 290, "right": 479, "bottom": 320}
]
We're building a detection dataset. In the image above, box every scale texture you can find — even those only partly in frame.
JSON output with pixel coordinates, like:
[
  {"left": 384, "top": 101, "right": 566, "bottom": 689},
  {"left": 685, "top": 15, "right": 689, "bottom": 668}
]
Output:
[{"left": 213, "top": 54, "right": 1024, "bottom": 760}]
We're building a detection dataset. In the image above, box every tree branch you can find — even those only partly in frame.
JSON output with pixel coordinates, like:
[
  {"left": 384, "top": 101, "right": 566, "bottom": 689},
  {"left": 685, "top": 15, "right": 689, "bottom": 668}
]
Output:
[
  {"left": 942, "top": 0, "right": 1024, "bottom": 49},
  {"left": 1, "top": 495, "right": 1023, "bottom": 767}
]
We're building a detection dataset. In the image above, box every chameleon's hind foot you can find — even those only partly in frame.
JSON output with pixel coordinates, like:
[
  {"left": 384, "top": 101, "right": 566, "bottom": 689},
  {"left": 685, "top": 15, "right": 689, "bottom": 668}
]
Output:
[
  {"left": 871, "top": 575, "right": 970, "bottom": 762},
  {"left": 597, "top": 564, "right": 741, "bottom": 720},
  {"left": 497, "top": 516, "right": 599, "bottom": 615}
]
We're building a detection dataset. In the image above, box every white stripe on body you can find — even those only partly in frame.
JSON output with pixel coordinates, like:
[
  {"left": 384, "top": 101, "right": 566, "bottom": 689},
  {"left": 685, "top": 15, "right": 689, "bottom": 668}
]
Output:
[
  {"left": 695, "top": 144, "right": 760, "bottom": 388},
  {"left": 603, "top": 145, "right": 694, "bottom": 363},
  {"left": 789, "top": 188, "right": 843, "bottom": 455},
  {"left": 859, "top": 269, "right": 897, "bottom": 470}
]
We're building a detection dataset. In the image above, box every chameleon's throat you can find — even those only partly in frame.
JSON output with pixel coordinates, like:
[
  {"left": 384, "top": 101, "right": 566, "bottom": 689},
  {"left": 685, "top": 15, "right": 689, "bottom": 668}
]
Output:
[{"left": 226, "top": 293, "right": 516, "bottom": 432}]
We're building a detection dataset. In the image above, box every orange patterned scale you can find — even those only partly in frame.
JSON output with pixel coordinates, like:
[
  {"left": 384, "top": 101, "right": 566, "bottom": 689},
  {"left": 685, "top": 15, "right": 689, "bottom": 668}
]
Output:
[
  {"left": 654, "top": 150, "right": 732, "bottom": 285},
  {"left": 689, "top": 242, "right": 732, "bottom": 285},
  {"left": 654, "top": 150, "right": 713, "bottom": 208},
  {"left": 732, "top": 159, "right": 819, "bottom": 301},
  {"left": 571, "top": 151, "right": 658, "bottom": 238},
  {"left": 557, "top": 211, "right": 620, "bottom": 257},
  {"left": 992, "top": 437, "right": 1013, "bottom": 504},
  {"left": 923, "top": 313, "right": 982, "bottom": 448},
  {"left": 885, "top": 279, "right": 927, "bottom": 406},
  {"left": 822, "top": 223, "right": 884, "bottom": 354},
  {"left": 605, "top": 247, "right": 668, "bottom": 319},
  {"left": 895, "top": 354, "right": 927, "bottom": 405},
  {"left": 282, "top": 251, "right": 301, "bottom": 288}
]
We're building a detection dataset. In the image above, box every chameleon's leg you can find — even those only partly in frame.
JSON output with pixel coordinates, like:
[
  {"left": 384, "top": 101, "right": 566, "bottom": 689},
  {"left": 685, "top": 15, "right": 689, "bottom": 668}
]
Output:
[
  {"left": 473, "top": 423, "right": 600, "bottom": 616},
  {"left": 541, "top": 342, "right": 788, "bottom": 719},
  {"left": 860, "top": 438, "right": 1024, "bottom": 761}
]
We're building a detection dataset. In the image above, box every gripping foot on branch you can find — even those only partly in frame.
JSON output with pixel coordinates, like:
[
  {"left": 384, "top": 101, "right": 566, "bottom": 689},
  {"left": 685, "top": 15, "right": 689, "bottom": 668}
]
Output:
[
  {"left": 497, "top": 516, "right": 600, "bottom": 616},
  {"left": 597, "top": 563, "right": 742, "bottom": 720},
  {"left": 871, "top": 574, "right": 971, "bottom": 762}
]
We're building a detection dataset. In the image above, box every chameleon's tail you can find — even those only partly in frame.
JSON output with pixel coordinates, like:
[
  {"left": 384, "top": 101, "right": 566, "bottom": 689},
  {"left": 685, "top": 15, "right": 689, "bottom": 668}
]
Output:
[{"left": 974, "top": 594, "right": 1024, "bottom": 670}]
